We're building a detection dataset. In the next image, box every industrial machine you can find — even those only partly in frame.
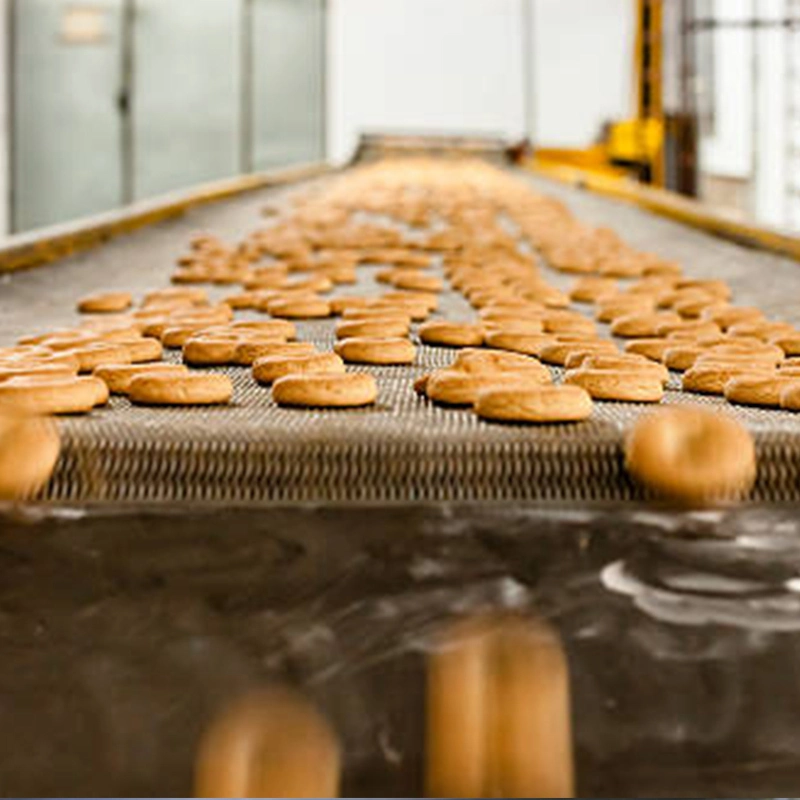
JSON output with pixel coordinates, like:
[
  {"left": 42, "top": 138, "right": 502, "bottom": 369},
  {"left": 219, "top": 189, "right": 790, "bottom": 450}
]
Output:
[{"left": 1, "top": 135, "right": 800, "bottom": 796}]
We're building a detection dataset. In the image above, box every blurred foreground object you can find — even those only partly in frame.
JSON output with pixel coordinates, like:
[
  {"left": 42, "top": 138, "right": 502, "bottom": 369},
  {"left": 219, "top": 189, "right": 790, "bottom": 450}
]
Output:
[
  {"left": 194, "top": 686, "right": 341, "bottom": 798},
  {"left": 625, "top": 407, "right": 757, "bottom": 506},
  {"left": 426, "top": 614, "right": 574, "bottom": 798},
  {"left": 0, "top": 405, "right": 60, "bottom": 500}
]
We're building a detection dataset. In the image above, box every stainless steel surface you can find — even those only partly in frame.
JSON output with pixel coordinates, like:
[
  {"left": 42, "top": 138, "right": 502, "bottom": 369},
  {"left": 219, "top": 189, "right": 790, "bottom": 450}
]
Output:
[{"left": 3, "top": 167, "right": 800, "bottom": 503}]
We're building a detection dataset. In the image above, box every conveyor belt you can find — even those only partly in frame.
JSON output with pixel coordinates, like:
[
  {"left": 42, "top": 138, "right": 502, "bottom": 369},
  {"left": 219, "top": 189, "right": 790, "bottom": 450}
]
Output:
[{"left": 3, "top": 166, "right": 800, "bottom": 504}]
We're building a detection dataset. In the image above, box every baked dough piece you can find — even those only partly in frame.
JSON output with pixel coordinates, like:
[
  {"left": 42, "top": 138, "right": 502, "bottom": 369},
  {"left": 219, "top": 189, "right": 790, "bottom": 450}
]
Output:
[
  {"left": 475, "top": 385, "right": 592, "bottom": 424},
  {"left": 234, "top": 341, "right": 316, "bottom": 367},
  {"left": 0, "top": 407, "right": 60, "bottom": 500},
  {"left": 194, "top": 687, "right": 341, "bottom": 798},
  {"left": 77, "top": 291, "right": 133, "bottom": 314},
  {"left": 419, "top": 321, "right": 485, "bottom": 348},
  {"left": 625, "top": 406, "right": 756, "bottom": 504},
  {"left": 564, "top": 369, "right": 664, "bottom": 403},
  {"left": 94, "top": 363, "right": 189, "bottom": 395},
  {"left": 0, "top": 376, "right": 108, "bottom": 414},
  {"left": 129, "top": 373, "right": 233, "bottom": 406},
  {"left": 335, "top": 337, "right": 416, "bottom": 366},
  {"left": 336, "top": 318, "right": 410, "bottom": 339},
  {"left": 253, "top": 353, "right": 345, "bottom": 384},
  {"left": 272, "top": 373, "right": 378, "bottom": 408}
]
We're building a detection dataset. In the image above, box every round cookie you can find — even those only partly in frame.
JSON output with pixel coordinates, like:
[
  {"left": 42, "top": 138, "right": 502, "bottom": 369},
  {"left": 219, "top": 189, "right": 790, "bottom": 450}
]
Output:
[
  {"left": 539, "top": 339, "right": 617, "bottom": 367},
  {"left": 419, "top": 321, "right": 485, "bottom": 348},
  {"left": 725, "top": 375, "right": 800, "bottom": 408},
  {"left": 452, "top": 349, "right": 551, "bottom": 381},
  {"left": 183, "top": 337, "right": 241, "bottom": 367},
  {"left": 564, "top": 369, "right": 664, "bottom": 403},
  {"left": 484, "top": 332, "right": 554, "bottom": 357},
  {"left": 253, "top": 353, "right": 345, "bottom": 384},
  {"left": 234, "top": 341, "right": 316, "bottom": 367},
  {"left": 336, "top": 318, "right": 410, "bottom": 340},
  {"left": 266, "top": 297, "right": 332, "bottom": 319},
  {"left": 475, "top": 385, "right": 593, "bottom": 424},
  {"left": 194, "top": 687, "right": 341, "bottom": 798},
  {"left": 682, "top": 363, "right": 774, "bottom": 395},
  {"left": 77, "top": 291, "right": 133, "bottom": 314},
  {"left": 272, "top": 373, "right": 378, "bottom": 408},
  {"left": 118, "top": 337, "right": 164, "bottom": 363},
  {"left": 625, "top": 407, "right": 756, "bottom": 505},
  {"left": 0, "top": 408, "right": 60, "bottom": 500},
  {"left": 425, "top": 370, "right": 548, "bottom": 407},
  {"left": 94, "top": 363, "right": 189, "bottom": 395},
  {"left": 0, "top": 376, "right": 107, "bottom": 415},
  {"left": 129, "top": 373, "right": 233, "bottom": 406},
  {"left": 335, "top": 337, "right": 416, "bottom": 366}
]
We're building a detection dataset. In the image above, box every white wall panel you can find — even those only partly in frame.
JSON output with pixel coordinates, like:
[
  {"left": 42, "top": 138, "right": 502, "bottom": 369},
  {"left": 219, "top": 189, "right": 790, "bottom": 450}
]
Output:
[{"left": 328, "top": 0, "right": 526, "bottom": 163}]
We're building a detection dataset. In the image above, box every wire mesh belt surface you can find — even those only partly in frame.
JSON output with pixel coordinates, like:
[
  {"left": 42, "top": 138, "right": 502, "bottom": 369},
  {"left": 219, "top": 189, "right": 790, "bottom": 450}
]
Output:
[{"left": 3, "top": 168, "right": 800, "bottom": 503}]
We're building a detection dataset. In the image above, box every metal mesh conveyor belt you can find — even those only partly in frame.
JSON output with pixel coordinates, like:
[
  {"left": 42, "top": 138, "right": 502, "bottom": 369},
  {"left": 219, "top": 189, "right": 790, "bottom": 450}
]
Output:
[{"left": 3, "top": 166, "right": 800, "bottom": 504}]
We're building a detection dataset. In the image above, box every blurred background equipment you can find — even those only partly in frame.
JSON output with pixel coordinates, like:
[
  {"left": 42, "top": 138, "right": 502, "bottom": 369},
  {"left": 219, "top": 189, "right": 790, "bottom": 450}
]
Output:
[{"left": 1, "top": 0, "right": 799, "bottom": 236}]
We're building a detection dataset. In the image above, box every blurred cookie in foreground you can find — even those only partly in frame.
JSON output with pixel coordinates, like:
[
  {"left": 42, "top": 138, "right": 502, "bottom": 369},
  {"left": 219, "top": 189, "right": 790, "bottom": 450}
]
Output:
[
  {"left": 195, "top": 686, "right": 341, "bottom": 798},
  {"left": 0, "top": 406, "right": 60, "bottom": 500},
  {"left": 625, "top": 406, "right": 756, "bottom": 505}
]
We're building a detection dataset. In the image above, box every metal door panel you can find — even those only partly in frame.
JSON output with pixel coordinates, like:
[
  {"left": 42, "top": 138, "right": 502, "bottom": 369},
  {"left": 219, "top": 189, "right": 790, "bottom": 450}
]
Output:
[
  {"left": 132, "top": 0, "right": 242, "bottom": 199},
  {"left": 252, "top": 0, "right": 325, "bottom": 170},
  {"left": 13, "top": 0, "right": 124, "bottom": 232}
]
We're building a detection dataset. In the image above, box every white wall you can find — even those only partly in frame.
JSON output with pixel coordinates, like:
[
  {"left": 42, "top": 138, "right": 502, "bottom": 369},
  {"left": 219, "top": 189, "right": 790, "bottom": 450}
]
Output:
[
  {"left": 529, "top": 0, "right": 635, "bottom": 148},
  {"left": 327, "top": 0, "right": 527, "bottom": 164}
]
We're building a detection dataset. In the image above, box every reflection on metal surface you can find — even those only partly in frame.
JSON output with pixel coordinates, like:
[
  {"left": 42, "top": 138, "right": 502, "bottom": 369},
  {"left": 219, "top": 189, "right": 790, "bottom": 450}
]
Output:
[
  {"left": 426, "top": 613, "right": 574, "bottom": 798},
  {"left": 602, "top": 521, "right": 800, "bottom": 630}
]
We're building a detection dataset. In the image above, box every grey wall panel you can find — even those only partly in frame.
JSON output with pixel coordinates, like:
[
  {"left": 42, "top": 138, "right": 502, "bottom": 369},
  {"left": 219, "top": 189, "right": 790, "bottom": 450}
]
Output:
[
  {"left": 13, "top": 0, "right": 124, "bottom": 232},
  {"left": 132, "top": 0, "right": 242, "bottom": 200},
  {"left": 252, "top": 0, "right": 325, "bottom": 170}
]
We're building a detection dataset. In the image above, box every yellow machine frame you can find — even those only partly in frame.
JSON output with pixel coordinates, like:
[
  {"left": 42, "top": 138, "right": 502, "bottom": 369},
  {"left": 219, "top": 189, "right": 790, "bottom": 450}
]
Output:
[{"left": 536, "top": 0, "right": 666, "bottom": 186}]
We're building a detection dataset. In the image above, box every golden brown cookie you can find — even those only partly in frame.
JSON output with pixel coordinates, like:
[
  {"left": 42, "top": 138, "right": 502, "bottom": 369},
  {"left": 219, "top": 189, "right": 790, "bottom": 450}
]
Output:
[
  {"left": 182, "top": 337, "right": 241, "bottom": 366},
  {"left": 452, "top": 349, "right": 551, "bottom": 381},
  {"left": 77, "top": 291, "right": 133, "bottom": 314},
  {"left": 568, "top": 276, "right": 617, "bottom": 304},
  {"left": 564, "top": 368, "right": 664, "bottom": 403},
  {"left": 266, "top": 297, "right": 332, "bottom": 319},
  {"left": 0, "top": 376, "right": 107, "bottom": 414},
  {"left": 336, "top": 318, "right": 411, "bottom": 340},
  {"left": 484, "top": 332, "right": 555, "bottom": 357},
  {"left": 68, "top": 343, "right": 134, "bottom": 373},
  {"left": 419, "top": 321, "right": 485, "bottom": 348},
  {"left": 272, "top": 373, "right": 378, "bottom": 408},
  {"left": 253, "top": 353, "right": 346, "bottom": 384},
  {"left": 539, "top": 339, "right": 617, "bottom": 366},
  {"left": 682, "top": 363, "right": 774, "bottom": 395},
  {"left": 425, "top": 370, "right": 549, "bottom": 406},
  {"left": 475, "top": 385, "right": 592, "bottom": 424},
  {"left": 94, "top": 363, "right": 189, "bottom": 395},
  {"left": 129, "top": 373, "right": 233, "bottom": 406},
  {"left": 0, "top": 408, "right": 60, "bottom": 500},
  {"left": 233, "top": 340, "right": 317, "bottom": 366},
  {"left": 611, "top": 312, "right": 681, "bottom": 338},
  {"left": 334, "top": 337, "right": 416, "bottom": 365},
  {"left": 625, "top": 407, "right": 756, "bottom": 504},
  {"left": 724, "top": 374, "right": 800, "bottom": 407}
]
